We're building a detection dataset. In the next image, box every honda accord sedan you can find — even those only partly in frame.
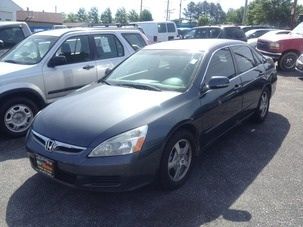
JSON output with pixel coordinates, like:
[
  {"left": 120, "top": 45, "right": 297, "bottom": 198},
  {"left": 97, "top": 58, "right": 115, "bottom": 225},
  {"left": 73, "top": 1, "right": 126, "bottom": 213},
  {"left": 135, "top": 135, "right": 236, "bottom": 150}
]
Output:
[{"left": 26, "top": 39, "right": 277, "bottom": 191}]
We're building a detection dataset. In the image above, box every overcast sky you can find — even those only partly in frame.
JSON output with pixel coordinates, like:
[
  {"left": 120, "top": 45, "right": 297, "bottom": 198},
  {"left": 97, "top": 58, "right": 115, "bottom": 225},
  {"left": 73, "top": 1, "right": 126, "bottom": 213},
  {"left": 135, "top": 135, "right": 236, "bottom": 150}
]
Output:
[{"left": 13, "top": 0, "right": 303, "bottom": 20}]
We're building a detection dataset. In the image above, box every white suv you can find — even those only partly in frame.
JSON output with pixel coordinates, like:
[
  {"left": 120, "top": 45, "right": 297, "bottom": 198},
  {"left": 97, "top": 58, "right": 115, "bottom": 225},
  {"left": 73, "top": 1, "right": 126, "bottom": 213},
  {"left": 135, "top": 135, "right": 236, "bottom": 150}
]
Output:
[{"left": 0, "top": 28, "right": 149, "bottom": 137}]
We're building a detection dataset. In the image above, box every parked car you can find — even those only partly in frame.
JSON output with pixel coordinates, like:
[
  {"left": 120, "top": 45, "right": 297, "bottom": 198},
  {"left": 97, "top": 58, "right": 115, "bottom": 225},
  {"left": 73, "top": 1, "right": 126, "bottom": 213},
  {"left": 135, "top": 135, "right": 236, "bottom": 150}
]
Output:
[
  {"left": 295, "top": 54, "right": 303, "bottom": 73},
  {"left": 184, "top": 25, "right": 247, "bottom": 42},
  {"left": 248, "top": 29, "right": 290, "bottom": 48},
  {"left": 246, "top": 29, "right": 278, "bottom": 40},
  {"left": 0, "top": 22, "right": 32, "bottom": 57},
  {"left": 177, "top": 27, "right": 192, "bottom": 39},
  {"left": 26, "top": 39, "right": 277, "bottom": 191},
  {"left": 0, "top": 28, "right": 149, "bottom": 137},
  {"left": 257, "top": 22, "right": 303, "bottom": 71},
  {"left": 130, "top": 21, "right": 178, "bottom": 42},
  {"left": 240, "top": 25, "right": 274, "bottom": 33}
]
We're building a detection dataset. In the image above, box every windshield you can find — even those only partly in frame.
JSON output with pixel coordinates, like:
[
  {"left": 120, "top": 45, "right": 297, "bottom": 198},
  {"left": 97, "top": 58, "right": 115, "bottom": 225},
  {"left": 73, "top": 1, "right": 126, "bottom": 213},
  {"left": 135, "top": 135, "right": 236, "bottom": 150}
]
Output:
[
  {"left": 105, "top": 50, "right": 203, "bottom": 92},
  {"left": 292, "top": 22, "right": 303, "bottom": 35},
  {"left": 1, "top": 35, "right": 58, "bottom": 65}
]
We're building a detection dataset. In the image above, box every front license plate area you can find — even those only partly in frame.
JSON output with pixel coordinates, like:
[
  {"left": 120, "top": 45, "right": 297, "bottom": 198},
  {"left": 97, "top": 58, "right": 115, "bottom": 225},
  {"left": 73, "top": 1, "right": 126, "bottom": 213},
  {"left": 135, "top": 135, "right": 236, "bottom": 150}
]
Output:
[{"left": 35, "top": 155, "right": 55, "bottom": 177}]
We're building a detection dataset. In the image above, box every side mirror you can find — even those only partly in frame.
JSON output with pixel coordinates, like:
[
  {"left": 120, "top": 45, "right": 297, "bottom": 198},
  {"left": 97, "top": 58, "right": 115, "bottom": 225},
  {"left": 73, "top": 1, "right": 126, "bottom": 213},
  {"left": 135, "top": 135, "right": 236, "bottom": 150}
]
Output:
[
  {"left": 0, "top": 40, "right": 4, "bottom": 48},
  {"left": 207, "top": 76, "right": 230, "bottom": 89},
  {"left": 105, "top": 68, "right": 112, "bottom": 76},
  {"left": 48, "top": 56, "right": 67, "bottom": 67}
]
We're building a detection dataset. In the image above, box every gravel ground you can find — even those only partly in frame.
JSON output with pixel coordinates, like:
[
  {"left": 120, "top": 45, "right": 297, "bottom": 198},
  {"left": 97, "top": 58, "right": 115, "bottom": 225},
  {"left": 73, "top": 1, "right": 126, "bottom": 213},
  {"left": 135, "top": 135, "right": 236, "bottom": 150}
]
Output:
[{"left": 0, "top": 73, "right": 302, "bottom": 227}]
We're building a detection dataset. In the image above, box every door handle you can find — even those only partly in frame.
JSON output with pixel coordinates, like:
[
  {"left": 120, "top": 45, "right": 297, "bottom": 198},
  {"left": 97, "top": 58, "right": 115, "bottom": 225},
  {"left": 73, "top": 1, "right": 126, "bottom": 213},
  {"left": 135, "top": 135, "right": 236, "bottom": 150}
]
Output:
[{"left": 83, "top": 65, "right": 95, "bottom": 70}]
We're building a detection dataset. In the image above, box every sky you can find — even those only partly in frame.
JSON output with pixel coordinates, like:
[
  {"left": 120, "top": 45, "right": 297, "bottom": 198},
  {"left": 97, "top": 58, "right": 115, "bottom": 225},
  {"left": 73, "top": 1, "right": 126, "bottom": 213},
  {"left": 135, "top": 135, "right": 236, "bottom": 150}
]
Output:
[{"left": 13, "top": 0, "right": 303, "bottom": 21}]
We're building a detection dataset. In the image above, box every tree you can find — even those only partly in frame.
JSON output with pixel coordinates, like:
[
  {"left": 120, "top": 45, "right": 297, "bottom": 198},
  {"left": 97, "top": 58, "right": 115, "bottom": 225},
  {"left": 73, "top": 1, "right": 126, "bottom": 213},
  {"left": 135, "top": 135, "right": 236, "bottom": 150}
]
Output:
[
  {"left": 140, "top": 9, "right": 153, "bottom": 21},
  {"left": 128, "top": 9, "right": 139, "bottom": 22},
  {"left": 76, "top": 7, "right": 88, "bottom": 22},
  {"left": 88, "top": 7, "right": 100, "bottom": 24},
  {"left": 226, "top": 7, "right": 244, "bottom": 24},
  {"left": 101, "top": 8, "right": 112, "bottom": 24},
  {"left": 115, "top": 7, "right": 128, "bottom": 25},
  {"left": 198, "top": 15, "right": 210, "bottom": 25},
  {"left": 247, "top": 0, "right": 292, "bottom": 27},
  {"left": 65, "top": 13, "right": 78, "bottom": 22},
  {"left": 183, "top": 1, "right": 196, "bottom": 22}
]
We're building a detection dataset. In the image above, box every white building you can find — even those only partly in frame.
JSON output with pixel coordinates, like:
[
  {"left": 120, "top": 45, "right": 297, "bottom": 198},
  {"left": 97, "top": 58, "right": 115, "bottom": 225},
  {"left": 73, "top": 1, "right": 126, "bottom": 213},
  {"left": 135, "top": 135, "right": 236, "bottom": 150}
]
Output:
[{"left": 0, "top": 0, "right": 22, "bottom": 21}]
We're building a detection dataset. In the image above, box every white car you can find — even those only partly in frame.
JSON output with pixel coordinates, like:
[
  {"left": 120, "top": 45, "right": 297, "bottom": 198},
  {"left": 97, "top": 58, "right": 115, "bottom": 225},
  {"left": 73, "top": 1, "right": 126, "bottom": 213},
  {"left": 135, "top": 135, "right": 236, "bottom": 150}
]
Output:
[{"left": 0, "top": 28, "right": 149, "bottom": 137}]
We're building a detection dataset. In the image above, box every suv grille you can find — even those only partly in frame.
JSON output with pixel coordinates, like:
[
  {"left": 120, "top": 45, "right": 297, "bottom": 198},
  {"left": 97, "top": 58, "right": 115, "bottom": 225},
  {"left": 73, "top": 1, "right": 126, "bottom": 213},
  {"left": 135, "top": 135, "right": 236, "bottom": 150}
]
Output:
[{"left": 32, "top": 130, "right": 86, "bottom": 154}]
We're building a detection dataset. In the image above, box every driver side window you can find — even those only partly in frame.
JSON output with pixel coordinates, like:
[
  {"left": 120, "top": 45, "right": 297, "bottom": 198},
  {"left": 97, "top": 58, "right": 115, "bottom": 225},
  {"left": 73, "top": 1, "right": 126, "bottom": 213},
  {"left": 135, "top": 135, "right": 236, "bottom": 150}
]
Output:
[
  {"left": 55, "top": 35, "right": 92, "bottom": 65},
  {"left": 206, "top": 48, "right": 236, "bottom": 80}
]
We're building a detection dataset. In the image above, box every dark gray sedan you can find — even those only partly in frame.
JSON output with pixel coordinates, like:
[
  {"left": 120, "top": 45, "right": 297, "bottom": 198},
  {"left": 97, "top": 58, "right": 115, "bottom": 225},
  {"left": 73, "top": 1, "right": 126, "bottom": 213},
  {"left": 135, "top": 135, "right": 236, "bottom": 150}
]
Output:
[{"left": 26, "top": 39, "right": 277, "bottom": 191}]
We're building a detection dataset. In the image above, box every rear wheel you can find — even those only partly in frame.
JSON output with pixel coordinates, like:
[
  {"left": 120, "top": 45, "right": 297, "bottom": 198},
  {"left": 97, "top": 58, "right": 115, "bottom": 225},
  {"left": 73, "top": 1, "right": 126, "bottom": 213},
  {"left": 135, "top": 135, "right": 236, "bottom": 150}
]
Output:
[
  {"left": 0, "top": 97, "right": 38, "bottom": 137},
  {"left": 160, "top": 130, "right": 195, "bottom": 190},
  {"left": 251, "top": 88, "right": 270, "bottom": 123},
  {"left": 278, "top": 52, "right": 298, "bottom": 71}
]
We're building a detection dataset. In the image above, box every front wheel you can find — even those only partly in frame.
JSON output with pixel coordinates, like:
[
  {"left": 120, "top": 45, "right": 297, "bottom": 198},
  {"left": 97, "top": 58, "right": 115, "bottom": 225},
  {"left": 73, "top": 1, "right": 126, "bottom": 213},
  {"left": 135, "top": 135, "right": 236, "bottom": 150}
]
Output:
[
  {"left": 0, "top": 97, "right": 38, "bottom": 137},
  {"left": 251, "top": 88, "right": 270, "bottom": 123},
  {"left": 160, "top": 130, "right": 195, "bottom": 190},
  {"left": 278, "top": 52, "right": 298, "bottom": 71}
]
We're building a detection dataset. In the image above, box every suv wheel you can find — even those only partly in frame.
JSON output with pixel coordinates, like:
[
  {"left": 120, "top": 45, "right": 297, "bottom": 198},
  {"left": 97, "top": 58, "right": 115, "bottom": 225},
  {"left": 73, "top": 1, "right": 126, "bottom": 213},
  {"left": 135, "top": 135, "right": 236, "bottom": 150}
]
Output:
[
  {"left": 278, "top": 52, "right": 298, "bottom": 71},
  {"left": 0, "top": 97, "right": 38, "bottom": 137},
  {"left": 160, "top": 130, "right": 195, "bottom": 190}
]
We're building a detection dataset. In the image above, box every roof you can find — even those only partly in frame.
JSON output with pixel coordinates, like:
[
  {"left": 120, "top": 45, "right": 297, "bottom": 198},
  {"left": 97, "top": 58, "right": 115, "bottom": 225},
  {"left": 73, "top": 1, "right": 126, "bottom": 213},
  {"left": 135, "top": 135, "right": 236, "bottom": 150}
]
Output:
[
  {"left": 194, "top": 25, "right": 239, "bottom": 29},
  {"left": 144, "top": 39, "right": 244, "bottom": 51},
  {"left": 16, "top": 10, "right": 64, "bottom": 24},
  {"left": 0, "top": 21, "right": 27, "bottom": 27}
]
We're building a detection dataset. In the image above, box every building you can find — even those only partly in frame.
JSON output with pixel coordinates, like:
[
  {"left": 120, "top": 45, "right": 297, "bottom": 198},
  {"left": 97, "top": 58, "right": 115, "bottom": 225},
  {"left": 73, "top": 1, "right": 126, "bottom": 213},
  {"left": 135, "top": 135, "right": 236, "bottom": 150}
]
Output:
[
  {"left": 17, "top": 10, "right": 64, "bottom": 31},
  {"left": 0, "top": 0, "right": 22, "bottom": 21}
]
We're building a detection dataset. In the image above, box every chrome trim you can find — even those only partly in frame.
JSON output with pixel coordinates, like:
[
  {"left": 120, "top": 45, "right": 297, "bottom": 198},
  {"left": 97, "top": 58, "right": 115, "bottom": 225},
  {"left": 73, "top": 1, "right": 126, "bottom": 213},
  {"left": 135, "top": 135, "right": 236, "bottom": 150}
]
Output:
[
  {"left": 32, "top": 130, "right": 86, "bottom": 154},
  {"left": 256, "top": 48, "right": 282, "bottom": 56}
]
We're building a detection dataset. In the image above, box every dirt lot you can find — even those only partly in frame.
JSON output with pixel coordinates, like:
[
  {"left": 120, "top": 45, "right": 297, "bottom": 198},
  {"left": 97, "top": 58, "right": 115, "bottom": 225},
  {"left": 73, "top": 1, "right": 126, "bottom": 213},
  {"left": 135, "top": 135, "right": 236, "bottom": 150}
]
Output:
[{"left": 0, "top": 72, "right": 302, "bottom": 227}]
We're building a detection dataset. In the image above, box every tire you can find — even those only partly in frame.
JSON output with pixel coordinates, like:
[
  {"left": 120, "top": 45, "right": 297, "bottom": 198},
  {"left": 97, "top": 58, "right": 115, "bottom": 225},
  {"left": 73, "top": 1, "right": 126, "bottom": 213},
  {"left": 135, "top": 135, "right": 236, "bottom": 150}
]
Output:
[
  {"left": 251, "top": 88, "right": 270, "bottom": 123},
  {"left": 160, "top": 130, "right": 196, "bottom": 190},
  {"left": 0, "top": 97, "right": 38, "bottom": 137},
  {"left": 278, "top": 52, "right": 299, "bottom": 71}
]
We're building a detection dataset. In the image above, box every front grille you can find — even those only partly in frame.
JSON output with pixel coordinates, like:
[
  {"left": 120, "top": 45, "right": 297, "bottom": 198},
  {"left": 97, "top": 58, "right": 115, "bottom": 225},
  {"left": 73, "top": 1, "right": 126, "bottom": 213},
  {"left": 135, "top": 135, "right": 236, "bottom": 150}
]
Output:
[
  {"left": 257, "top": 40, "right": 270, "bottom": 52},
  {"left": 32, "top": 130, "right": 86, "bottom": 154}
]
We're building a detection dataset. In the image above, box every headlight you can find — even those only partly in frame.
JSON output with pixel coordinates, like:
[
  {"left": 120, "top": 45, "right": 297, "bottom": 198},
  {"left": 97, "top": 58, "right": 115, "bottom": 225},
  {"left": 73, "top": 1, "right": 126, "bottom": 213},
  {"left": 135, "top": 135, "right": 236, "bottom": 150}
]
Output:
[
  {"left": 269, "top": 42, "right": 280, "bottom": 50},
  {"left": 88, "top": 125, "right": 148, "bottom": 157}
]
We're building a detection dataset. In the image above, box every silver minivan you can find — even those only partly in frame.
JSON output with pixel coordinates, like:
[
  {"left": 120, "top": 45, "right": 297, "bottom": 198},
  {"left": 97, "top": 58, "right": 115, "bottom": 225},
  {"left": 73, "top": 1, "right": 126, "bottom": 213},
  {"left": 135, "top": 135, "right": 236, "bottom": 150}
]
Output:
[{"left": 0, "top": 28, "right": 149, "bottom": 137}]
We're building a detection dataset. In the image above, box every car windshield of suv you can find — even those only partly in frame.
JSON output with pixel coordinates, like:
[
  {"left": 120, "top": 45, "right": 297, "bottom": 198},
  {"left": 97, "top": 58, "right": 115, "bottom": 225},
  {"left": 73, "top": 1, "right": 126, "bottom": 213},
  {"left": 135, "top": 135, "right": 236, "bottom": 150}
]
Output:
[
  {"left": 1, "top": 35, "right": 58, "bottom": 65},
  {"left": 292, "top": 22, "right": 303, "bottom": 35},
  {"left": 105, "top": 50, "right": 203, "bottom": 92}
]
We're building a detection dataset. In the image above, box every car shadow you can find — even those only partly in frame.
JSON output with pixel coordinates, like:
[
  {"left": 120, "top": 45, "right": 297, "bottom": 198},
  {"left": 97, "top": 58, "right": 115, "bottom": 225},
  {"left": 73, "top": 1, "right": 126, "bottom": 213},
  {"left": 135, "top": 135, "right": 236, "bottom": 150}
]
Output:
[
  {"left": 0, "top": 136, "right": 26, "bottom": 162},
  {"left": 5, "top": 112, "right": 289, "bottom": 226}
]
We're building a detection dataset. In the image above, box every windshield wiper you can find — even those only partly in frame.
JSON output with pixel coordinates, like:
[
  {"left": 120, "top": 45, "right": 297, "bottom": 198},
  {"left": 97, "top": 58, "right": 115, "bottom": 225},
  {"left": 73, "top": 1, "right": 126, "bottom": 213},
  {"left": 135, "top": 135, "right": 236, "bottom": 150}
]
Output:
[
  {"left": 97, "top": 78, "right": 111, "bottom": 85},
  {"left": 115, "top": 82, "right": 162, "bottom": 91},
  {"left": 4, "top": 60, "right": 18, "bottom": 64}
]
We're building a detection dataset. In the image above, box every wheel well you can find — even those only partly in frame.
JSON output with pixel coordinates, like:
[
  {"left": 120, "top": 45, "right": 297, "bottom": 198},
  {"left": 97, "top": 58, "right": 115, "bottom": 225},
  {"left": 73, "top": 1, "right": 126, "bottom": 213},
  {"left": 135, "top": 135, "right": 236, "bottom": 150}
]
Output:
[
  {"left": 281, "top": 49, "right": 300, "bottom": 57},
  {"left": 0, "top": 90, "right": 45, "bottom": 109}
]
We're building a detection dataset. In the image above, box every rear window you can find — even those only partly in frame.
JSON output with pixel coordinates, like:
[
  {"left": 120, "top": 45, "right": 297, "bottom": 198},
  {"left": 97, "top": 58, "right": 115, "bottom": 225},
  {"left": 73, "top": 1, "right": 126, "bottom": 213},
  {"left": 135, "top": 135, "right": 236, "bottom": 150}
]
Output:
[
  {"left": 167, "top": 23, "right": 176, "bottom": 32},
  {"left": 122, "top": 33, "right": 146, "bottom": 50},
  {"left": 224, "top": 27, "right": 246, "bottom": 41},
  {"left": 0, "top": 27, "right": 25, "bottom": 49},
  {"left": 158, "top": 23, "right": 167, "bottom": 33}
]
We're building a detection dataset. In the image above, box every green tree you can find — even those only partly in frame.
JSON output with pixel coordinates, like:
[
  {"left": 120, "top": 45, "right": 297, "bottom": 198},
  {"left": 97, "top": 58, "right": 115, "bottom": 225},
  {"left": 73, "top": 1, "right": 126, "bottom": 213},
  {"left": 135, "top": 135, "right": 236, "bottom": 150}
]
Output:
[
  {"left": 76, "top": 8, "right": 88, "bottom": 22},
  {"left": 140, "top": 9, "right": 153, "bottom": 21},
  {"left": 128, "top": 9, "right": 139, "bottom": 22},
  {"left": 101, "top": 8, "right": 112, "bottom": 24},
  {"left": 115, "top": 7, "right": 128, "bottom": 25},
  {"left": 198, "top": 15, "right": 210, "bottom": 25},
  {"left": 247, "top": 0, "right": 291, "bottom": 27},
  {"left": 183, "top": 1, "right": 196, "bottom": 22},
  {"left": 88, "top": 7, "right": 100, "bottom": 24},
  {"left": 65, "top": 13, "right": 78, "bottom": 22},
  {"left": 226, "top": 7, "right": 244, "bottom": 24}
]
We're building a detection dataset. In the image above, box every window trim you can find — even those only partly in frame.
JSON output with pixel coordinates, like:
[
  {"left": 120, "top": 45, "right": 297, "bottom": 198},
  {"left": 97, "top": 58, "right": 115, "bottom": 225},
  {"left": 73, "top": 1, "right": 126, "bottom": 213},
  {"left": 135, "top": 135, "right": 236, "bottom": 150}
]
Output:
[
  {"left": 92, "top": 33, "right": 125, "bottom": 60},
  {"left": 51, "top": 35, "right": 93, "bottom": 66}
]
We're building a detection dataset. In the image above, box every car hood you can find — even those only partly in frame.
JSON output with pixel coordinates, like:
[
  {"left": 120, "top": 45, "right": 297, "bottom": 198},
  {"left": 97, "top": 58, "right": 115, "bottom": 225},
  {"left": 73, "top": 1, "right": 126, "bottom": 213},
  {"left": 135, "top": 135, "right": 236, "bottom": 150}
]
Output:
[
  {"left": 32, "top": 84, "right": 180, "bottom": 147},
  {"left": 0, "top": 62, "right": 34, "bottom": 78},
  {"left": 259, "top": 33, "right": 303, "bottom": 42}
]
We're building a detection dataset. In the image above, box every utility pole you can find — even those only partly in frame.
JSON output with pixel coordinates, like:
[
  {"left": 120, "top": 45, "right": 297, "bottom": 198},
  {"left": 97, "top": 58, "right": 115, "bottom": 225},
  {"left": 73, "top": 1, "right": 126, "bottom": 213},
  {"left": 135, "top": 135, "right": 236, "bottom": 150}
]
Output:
[
  {"left": 140, "top": 0, "right": 143, "bottom": 15},
  {"left": 166, "top": 0, "right": 170, "bottom": 21},
  {"left": 291, "top": 0, "right": 298, "bottom": 29},
  {"left": 179, "top": 0, "right": 182, "bottom": 22},
  {"left": 242, "top": 0, "right": 248, "bottom": 25}
]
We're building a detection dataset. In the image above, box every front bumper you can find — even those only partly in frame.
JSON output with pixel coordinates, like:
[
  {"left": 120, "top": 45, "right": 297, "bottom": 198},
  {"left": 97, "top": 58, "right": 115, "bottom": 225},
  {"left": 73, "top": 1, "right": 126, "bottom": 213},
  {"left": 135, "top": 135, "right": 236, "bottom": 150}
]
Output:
[
  {"left": 26, "top": 131, "right": 162, "bottom": 192},
  {"left": 256, "top": 48, "right": 282, "bottom": 61},
  {"left": 295, "top": 59, "right": 303, "bottom": 73}
]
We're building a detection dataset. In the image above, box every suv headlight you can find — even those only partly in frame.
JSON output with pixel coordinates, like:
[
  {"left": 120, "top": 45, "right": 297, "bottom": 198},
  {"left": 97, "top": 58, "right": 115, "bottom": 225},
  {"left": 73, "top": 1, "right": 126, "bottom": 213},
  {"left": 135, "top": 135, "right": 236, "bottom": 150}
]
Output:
[
  {"left": 269, "top": 42, "right": 280, "bottom": 50},
  {"left": 88, "top": 125, "right": 148, "bottom": 157}
]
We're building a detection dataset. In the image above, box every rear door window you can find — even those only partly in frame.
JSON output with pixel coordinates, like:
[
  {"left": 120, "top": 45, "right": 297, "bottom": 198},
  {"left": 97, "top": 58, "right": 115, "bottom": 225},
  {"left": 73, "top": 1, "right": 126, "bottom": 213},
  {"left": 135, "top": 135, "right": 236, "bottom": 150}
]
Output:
[
  {"left": 167, "top": 23, "right": 176, "bottom": 33},
  {"left": 231, "top": 45, "right": 256, "bottom": 74},
  {"left": 122, "top": 33, "right": 147, "bottom": 50},
  {"left": 93, "top": 34, "right": 124, "bottom": 60},
  {"left": 0, "top": 27, "right": 25, "bottom": 49},
  {"left": 158, "top": 23, "right": 167, "bottom": 33}
]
